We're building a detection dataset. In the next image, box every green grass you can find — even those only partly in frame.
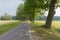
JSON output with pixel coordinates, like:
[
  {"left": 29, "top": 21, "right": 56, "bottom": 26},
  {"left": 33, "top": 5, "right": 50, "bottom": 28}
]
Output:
[
  {"left": 31, "top": 21, "right": 60, "bottom": 40},
  {"left": 0, "top": 21, "right": 22, "bottom": 35}
]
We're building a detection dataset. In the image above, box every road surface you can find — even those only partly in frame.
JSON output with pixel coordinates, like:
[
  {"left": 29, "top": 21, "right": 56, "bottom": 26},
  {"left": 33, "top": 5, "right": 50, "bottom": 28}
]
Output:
[{"left": 0, "top": 21, "right": 33, "bottom": 40}]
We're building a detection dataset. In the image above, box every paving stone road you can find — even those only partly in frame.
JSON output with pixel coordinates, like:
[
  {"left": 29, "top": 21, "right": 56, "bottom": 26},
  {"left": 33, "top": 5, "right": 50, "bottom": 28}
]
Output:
[{"left": 0, "top": 21, "right": 33, "bottom": 40}]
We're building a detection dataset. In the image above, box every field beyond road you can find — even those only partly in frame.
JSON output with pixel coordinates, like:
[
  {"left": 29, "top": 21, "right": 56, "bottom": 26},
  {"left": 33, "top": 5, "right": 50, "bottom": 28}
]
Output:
[
  {"left": 0, "top": 20, "right": 19, "bottom": 25},
  {"left": 35, "top": 21, "right": 60, "bottom": 28}
]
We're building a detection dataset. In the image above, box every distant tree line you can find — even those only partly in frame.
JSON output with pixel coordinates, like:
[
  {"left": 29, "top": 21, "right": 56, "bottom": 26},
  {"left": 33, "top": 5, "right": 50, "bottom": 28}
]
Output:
[
  {"left": 37, "top": 16, "right": 60, "bottom": 21},
  {"left": 0, "top": 13, "right": 17, "bottom": 20}
]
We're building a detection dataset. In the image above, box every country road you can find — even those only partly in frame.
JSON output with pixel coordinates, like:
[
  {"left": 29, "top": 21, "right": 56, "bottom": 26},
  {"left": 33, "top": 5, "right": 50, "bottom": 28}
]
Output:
[{"left": 0, "top": 21, "right": 33, "bottom": 40}]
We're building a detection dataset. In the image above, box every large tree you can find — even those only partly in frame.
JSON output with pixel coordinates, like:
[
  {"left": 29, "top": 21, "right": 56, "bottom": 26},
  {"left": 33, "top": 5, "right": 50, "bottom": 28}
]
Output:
[
  {"left": 21, "top": 0, "right": 60, "bottom": 28},
  {"left": 45, "top": 0, "right": 57, "bottom": 28},
  {"left": 37, "top": 0, "right": 60, "bottom": 28},
  {"left": 24, "top": 0, "right": 49, "bottom": 21},
  {"left": 24, "top": 0, "right": 37, "bottom": 21},
  {"left": 16, "top": 3, "right": 25, "bottom": 20}
]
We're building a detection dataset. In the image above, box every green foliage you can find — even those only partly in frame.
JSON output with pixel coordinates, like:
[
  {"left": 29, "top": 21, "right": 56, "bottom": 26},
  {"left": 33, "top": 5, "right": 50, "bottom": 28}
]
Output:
[
  {"left": 24, "top": 0, "right": 37, "bottom": 21},
  {"left": 24, "top": 0, "right": 50, "bottom": 21},
  {"left": 16, "top": 0, "right": 51, "bottom": 21},
  {"left": 1, "top": 13, "right": 12, "bottom": 20},
  {"left": 16, "top": 0, "right": 60, "bottom": 22},
  {"left": 55, "top": 0, "right": 60, "bottom": 7},
  {"left": 36, "top": 0, "right": 50, "bottom": 10},
  {"left": 16, "top": 3, "right": 25, "bottom": 20}
]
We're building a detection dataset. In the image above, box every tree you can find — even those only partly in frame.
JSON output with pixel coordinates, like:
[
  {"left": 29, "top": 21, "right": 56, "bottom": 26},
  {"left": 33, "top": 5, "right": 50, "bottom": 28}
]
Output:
[
  {"left": 24, "top": 0, "right": 37, "bottom": 21},
  {"left": 16, "top": 3, "right": 25, "bottom": 20},
  {"left": 37, "top": 0, "right": 60, "bottom": 28},
  {"left": 24, "top": 0, "right": 60, "bottom": 28},
  {"left": 44, "top": 0, "right": 56, "bottom": 28},
  {"left": 1, "top": 13, "right": 12, "bottom": 20}
]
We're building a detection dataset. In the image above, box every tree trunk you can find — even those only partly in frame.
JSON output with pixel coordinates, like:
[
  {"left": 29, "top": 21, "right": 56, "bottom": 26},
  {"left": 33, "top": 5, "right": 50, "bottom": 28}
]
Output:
[{"left": 45, "top": 0, "right": 56, "bottom": 28}]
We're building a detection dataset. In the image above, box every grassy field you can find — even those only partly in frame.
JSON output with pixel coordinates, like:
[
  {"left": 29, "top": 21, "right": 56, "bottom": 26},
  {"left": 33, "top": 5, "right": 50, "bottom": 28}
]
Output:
[
  {"left": 0, "top": 20, "right": 19, "bottom": 25},
  {"left": 35, "top": 21, "right": 60, "bottom": 28},
  {"left": 0, "top": 20, "right": 22, "bottom": 35},
  {"left": 31, "top": 21, "right": 60, "bottom": 40}
]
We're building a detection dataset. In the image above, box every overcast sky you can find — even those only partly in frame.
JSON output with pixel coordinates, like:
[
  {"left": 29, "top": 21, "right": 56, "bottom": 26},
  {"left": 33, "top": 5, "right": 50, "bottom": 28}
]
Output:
[
  {"left": 0, "top": 0, "right": 60, "bottom": 16},
  {"left": 45, "top": 7, "right": 60, "bottom": 16},
  {"left": 0, "top": 0, "right": 23, "bottom": 16}
]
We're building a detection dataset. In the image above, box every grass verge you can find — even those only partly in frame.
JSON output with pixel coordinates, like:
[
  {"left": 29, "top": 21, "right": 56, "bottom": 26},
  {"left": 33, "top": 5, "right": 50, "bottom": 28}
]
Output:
[
  {"left": 0, "top": 21, "right": 22, "bottom": 35},
  {"left": 31, "top": 22, "right": 60, "bottom": 40}
]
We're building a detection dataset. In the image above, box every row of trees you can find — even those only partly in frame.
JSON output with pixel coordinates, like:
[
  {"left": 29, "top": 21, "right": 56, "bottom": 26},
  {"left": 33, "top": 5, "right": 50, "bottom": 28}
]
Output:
[
  {"left": 16, "top": 4, "right": 24, "bottom": 20},
  {"left": 16, "top": 0, "right": 60, "bottom": 28}
]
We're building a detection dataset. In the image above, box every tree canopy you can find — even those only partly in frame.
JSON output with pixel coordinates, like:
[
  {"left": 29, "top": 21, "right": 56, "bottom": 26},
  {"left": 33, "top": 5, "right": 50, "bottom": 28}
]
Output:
[
  {"left": 16, "top": 0, "right": 60, "bottom": 28},
  {"left": 16, "top": 3, "right": 25, "bottom": 20}
]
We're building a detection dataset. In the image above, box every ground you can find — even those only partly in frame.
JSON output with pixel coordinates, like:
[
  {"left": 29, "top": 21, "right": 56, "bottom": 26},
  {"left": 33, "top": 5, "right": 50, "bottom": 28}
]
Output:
[
  {"left": 31, "top": 21, "right": 60, "bottom": 40},
  {"left": 0, "top": 21, "right": 35, "bottom": 40},
  {"left": 0, "top": 20, "right": 60, "bottom": 40}
]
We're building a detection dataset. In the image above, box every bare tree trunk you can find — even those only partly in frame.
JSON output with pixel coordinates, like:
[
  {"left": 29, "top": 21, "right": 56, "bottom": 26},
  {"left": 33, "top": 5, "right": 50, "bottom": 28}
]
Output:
[{"left": 45, "top": 0, "right": 56, "bottom": 28}]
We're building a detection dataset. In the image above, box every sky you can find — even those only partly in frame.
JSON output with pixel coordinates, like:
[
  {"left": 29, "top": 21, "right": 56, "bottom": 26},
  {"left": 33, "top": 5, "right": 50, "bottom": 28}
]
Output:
[
  {"left": 0, "top": 0, "right": 60, "bottom": 16},
  {"left": 45, "top": 7, "right": 60, "bottom": 16},
  {"left": 0, "top": 0, "right": 23, "bottom": 16},
  {"left": 55, "top": 8, "right": 60, "bottom": 16}
]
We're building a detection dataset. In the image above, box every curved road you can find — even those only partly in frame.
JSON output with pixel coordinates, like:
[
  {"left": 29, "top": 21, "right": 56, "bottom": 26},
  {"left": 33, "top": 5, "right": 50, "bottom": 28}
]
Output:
[{"left": 0, "top": 21, "right": 33, "bottom": 40}]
